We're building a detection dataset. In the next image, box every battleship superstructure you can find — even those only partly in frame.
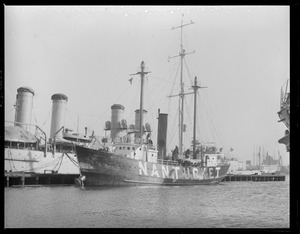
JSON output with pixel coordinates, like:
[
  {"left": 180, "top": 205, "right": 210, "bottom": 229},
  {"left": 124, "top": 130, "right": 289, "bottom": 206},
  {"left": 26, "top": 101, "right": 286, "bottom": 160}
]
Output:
[{"left": 4, "top": 87, "right": 91, "bottom": 174}]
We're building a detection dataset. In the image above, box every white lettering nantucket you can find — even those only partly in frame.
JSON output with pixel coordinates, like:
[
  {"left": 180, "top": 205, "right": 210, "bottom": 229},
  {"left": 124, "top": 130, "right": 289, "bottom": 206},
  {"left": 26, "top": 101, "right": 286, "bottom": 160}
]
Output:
[
  {"left": 138, "top": 161, "right": 147, "bottom": 176},
  {"left": 151, "top": 164, "right": 160, "bottom": 177}
]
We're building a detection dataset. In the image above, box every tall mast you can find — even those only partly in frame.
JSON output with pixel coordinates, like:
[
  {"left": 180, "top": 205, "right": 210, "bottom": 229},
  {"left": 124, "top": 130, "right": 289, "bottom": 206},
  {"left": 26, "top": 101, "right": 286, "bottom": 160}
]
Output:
[
  {"left": 191, "top": 76, "right": 207, "bottom": 159},
  {"left": 168, "top": 17, "right": 195, "bottom": 156},
  {"left": 130, "top": 61, "right": 151, "bottom": 142}
]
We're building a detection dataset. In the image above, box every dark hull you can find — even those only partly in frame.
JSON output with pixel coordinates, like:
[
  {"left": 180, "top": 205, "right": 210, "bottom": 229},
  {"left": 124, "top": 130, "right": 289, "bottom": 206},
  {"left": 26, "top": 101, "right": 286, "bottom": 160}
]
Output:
[{"left": 75, "top": 145, "right": 230, "bottom": 186}]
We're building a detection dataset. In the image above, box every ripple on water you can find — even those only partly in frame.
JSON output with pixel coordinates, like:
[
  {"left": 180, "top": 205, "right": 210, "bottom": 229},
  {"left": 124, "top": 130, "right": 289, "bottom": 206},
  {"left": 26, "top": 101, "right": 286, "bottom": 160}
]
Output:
[{"left": 5, "top": 181, "right": 289, "bottom": 228}]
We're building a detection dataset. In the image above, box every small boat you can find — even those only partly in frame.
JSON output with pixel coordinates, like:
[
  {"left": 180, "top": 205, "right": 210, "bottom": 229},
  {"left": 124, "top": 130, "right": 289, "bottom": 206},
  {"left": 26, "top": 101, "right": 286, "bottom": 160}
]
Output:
[
  {"left": 75, "top": 18, "right": 230, "bottom": 187},
  {"left": 63, "top": 128, "right": 92, "bottom": 144}
]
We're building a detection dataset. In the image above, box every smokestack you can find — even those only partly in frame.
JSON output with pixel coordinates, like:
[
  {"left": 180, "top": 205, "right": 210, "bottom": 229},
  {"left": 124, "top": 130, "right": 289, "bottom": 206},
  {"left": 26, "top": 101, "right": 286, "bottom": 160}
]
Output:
[
  {"left": 157, "top": 113, "right": 168, "bottom": 159},
  {"left": 134, "top": 109, "right": 147, "bottom": 139},
  {"left": 111, "top": 104, "right": 125, "bottom": 140},
  {"left": 50, "top": 93, "right": 68, "bottom": 140},
  {"left": 14, "top": 86, "right": 35, "bottom": 130}
]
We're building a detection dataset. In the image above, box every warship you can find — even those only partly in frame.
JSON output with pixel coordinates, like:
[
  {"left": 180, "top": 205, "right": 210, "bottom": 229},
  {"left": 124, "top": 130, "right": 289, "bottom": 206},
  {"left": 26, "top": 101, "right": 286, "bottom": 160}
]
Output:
[{"left": 5, "top": 87, "right": 91, "bottom": 175}]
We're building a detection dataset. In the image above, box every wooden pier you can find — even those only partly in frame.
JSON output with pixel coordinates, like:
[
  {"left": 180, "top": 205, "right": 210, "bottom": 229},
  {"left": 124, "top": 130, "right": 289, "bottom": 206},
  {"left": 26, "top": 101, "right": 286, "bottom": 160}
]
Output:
[
  {"left": 5, "top": 172, "right": 286, "bottom": 187},
  {"left": 222, "top": 174, "right": 285, "bottom": 182},
  {"left": 4, "top": 172, "right": 79, "bottom": 187}
]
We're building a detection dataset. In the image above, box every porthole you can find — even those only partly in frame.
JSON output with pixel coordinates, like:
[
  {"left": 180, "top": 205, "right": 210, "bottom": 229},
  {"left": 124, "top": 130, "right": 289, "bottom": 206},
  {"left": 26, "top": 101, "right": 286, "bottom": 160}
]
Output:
[
  {"left": 127, "top": 147, "right": 130, "bottom": 150},
  {"left": 132, "top": 147, "right": 135, "bottom": 150}
]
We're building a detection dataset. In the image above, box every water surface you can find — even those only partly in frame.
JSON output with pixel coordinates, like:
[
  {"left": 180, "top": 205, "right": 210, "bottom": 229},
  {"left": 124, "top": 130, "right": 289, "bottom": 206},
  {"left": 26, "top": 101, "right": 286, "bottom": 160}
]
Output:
[{"left": 5, "top": 179, "right": 289, "bottom": 228}]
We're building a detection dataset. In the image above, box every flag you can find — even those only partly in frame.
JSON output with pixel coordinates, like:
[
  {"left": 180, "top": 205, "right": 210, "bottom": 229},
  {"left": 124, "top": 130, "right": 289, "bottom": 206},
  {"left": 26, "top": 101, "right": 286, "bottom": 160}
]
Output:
[{"left": 129, "top": 77, "right": 133, "bottom": 85}]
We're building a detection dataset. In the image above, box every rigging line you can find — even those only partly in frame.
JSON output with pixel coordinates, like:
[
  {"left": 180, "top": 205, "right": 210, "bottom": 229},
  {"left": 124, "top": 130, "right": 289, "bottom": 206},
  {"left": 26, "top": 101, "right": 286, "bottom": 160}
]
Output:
[
  {"left": 183, "top": 57, "right": 194, "bottom": 86},
  {"left": 168, "top": 59, "right": 181, "bottom": 97},
  {"left": 209, "top": 110, "right": 221, "bottom": 145},
  {"left": 196, "top": 105, "right": 204, "bottom": 143},
  {"left": 145, "top": 79, "right": 171, "bottom": 136},
  {"left": 182, "top": 27, "right": 196, "bottom": 82},
  {"left": 53, "top": 153, "right": 64, "bottom": 171},
  {"left": 143, "top": 86, "right": 157, "bottom": 126},
  {"left": 167, "top": 60, "right": 181, "bottom": 115},
  {"left": 183, "top": 96, "right": 194, "bottom": 148},
  {"left": 65, "top": 108, "right": 78, "bottom": 130},
  {"left": 88, "top": 84, "right": 132, "bottom": 130},
  {"left": 200, "top": 94, "right": 218, "bottom": 144},
  {"left": 183, "top": 30, "right": 199, "bottom": 73},
  {"left": 183, "top": 96, "right": 192, "bottom": 135},
  {"left": 209, "top": 96, "right": 225, "bottom": 146},
  {"left": 167, "top": 122, "right": 179, "bottom": 151},
  {"left": 200, "top": 90, "right": 223, "bottom": 145},
  {"left": 88, "top": 106, "right": 111, "bottom": 130},
  {"left": 147, "top": 95, "right": 168, "bottom": 114},
  {"left": 196, "top": 94, "right": 208, "bottom": 143},
  {"left": 167, "top": 101, "right": 180, "bottom": 147},
  {"left": 65, "top": 153, "right": 79, "bottom": 166},
  {"left": 125, "top": 79, "right": 140, "bottom": 117},
  {"left": 41, "top": 107, "right": 52, "bottom": 127},
  {"left": 146, "top": 75, "right": 170, "bottom": 114},
  {"left": 31, "top": 103, "right": 40, "bottom": 127},
  {"left": 147, "top": 73, "right": 171, "bottom": 101},
  {"left": 113, "top": 83, "right": 132, "bottom": 104}
]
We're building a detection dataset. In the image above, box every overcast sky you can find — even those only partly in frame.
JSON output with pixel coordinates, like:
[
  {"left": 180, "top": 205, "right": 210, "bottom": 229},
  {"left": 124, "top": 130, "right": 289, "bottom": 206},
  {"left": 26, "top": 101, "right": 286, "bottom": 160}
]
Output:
[{"left": 5, "top": 6, "right": 290, "bottom": 165}]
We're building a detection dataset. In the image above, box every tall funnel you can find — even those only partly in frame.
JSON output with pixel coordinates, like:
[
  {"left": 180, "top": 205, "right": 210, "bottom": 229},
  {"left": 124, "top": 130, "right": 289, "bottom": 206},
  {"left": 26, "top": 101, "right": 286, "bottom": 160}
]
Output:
[
  {"left": 50, "top": 93, "right": 68, "bottom": 140},
  {"left": 134, "top": 109, "right": 147, "bottom": 139},
  {"left": 14, "top": 86, "right": 35, "bottom": 130},
  {"left": 111, "top": 104, "right": 125, "bottom": 140},
  {"left": 157, "top": 113, "right": 168, "bottom": 159}
]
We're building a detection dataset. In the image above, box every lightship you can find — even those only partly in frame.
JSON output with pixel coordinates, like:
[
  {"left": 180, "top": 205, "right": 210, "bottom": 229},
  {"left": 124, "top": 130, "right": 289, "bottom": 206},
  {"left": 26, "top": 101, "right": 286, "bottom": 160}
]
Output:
[{"left": 75, "top": 18, "right": 230, "bottom": 186}]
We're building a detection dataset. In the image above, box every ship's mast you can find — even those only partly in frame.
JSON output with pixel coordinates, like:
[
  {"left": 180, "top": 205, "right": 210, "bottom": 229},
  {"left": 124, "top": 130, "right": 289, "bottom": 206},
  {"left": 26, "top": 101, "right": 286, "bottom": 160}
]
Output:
[
  {"left": 191, "top": 76, "right": 207, "bottom": 159},
  {"left": 168, "top": 17, "right": 195, "bottom": 156},
  {"left": 130, "top": 61, "right": 151, "bottom": 143}
]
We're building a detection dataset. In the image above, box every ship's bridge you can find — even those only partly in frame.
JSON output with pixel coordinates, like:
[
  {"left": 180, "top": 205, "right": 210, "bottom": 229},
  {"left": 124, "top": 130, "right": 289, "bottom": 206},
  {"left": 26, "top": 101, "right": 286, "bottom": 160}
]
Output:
[{"left": 113, "top": 143, "right": 158, "bottom": 163}]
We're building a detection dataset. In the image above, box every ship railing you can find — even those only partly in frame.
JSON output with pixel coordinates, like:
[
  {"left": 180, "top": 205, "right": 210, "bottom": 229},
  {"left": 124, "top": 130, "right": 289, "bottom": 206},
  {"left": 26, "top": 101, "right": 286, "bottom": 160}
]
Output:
[
  {"left": 157, "top": 159, "right": 178, "bottom": 166},
  {"left": 5, "top": 120, "right": 47, "bottom": 157}
]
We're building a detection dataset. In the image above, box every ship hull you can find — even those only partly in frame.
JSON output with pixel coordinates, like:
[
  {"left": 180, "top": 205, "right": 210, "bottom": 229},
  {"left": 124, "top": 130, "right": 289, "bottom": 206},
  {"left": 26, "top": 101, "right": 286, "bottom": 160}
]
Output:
[
  {"left": 5, "top": 148, "right": 79, "bottom": 174},
  {"left": 75, "top": 146, "right": 230, "bottom": 186}
]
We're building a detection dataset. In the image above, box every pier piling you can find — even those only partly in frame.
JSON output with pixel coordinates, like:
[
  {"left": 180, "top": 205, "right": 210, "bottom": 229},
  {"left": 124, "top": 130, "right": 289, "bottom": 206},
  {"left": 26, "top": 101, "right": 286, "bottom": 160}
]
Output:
[
  {"left": 4, "top": 172, "right": 79, "bottom": 187},
  {"left": 222, "top": 174, "right": 285, "bottom": 182}
]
